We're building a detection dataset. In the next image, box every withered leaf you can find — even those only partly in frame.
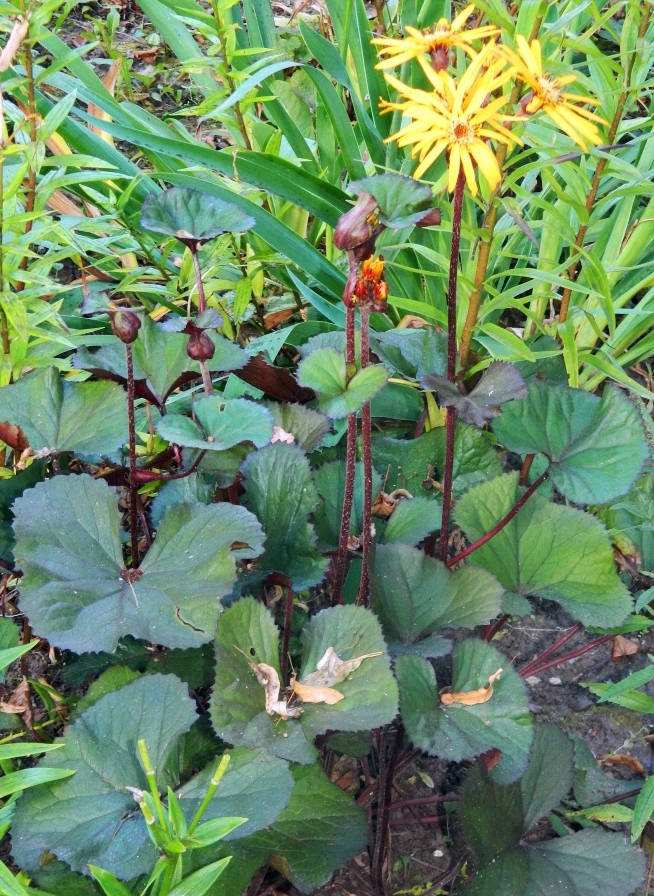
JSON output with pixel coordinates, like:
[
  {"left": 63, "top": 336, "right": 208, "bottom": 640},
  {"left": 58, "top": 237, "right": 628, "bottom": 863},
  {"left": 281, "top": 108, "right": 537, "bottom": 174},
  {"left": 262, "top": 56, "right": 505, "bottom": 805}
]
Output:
[
  {"left": 440, "top": 668, "right": 503, "bottom": 706},
  {"left": 235, "top": 646, "right": 301, "bottom": 721},
  {"left": 290, "top": 676, "right": 344, "bottom": 705},
  {"left": 598, "top": 754, "right": 645, "bottom": 777},
  {"left": 612, "top": 635, "right": 639, "bottom": 660},
  {"left": 300, "top": 646, "right": 382, "bottom": 688}
]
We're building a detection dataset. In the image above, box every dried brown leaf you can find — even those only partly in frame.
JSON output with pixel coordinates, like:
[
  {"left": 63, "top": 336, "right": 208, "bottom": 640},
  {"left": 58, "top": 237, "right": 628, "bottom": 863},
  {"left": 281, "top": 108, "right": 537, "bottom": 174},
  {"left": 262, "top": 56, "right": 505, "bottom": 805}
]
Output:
[
  {"left": 612, "top": 635, "right": 639, "bottom": 659},
  {"left": 440, "top": 668, "right": 503, "bottom": 706},
  {"left": 291, "top": 676, "right": 344, "bottom": 705},
  {"left": 300, "top": 647, "right": 382, "bottom": 688}
]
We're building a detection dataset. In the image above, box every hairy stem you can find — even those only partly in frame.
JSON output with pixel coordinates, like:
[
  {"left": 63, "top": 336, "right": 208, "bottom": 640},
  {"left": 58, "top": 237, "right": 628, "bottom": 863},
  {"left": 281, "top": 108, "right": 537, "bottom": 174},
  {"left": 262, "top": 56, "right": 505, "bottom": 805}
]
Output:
[
  {"left": 523, "top": 634, "right": 613, "bottom": 679},
  {"left": 558, "top": 5, "right": 651, "bottom": 323},
  {"left": 126, "top": 344, "right": 140, "bottom": 569},
  {"left": 280, "top": 580, "right": 294, "bottom": 685},
  {"left": 438, "top": 172, "right": 465, "bottom": 563},
  {"left": 446, "top": 469, "right": 548, "bottom": 568},
  {"left": 332, "top": 260, "right": 360, "bottom": 605},
  {"left": 357, "top": 306, "right": 372, "bottom": 606},
  {"left": 0, "top": 85, "right": 8, "bottom": 360},
  {"left": 458, "top": 16, "right": 543, "bottom": 369},
  {"left": 371, "top": 727, "right": 402, "bottom": 894}
]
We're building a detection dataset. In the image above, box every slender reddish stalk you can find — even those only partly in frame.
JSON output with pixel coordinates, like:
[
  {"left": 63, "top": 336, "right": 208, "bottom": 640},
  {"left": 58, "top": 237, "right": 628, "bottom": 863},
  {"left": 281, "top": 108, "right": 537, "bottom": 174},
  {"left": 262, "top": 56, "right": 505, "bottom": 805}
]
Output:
[
  {"left": 439, "top": 173, "right": 465, "bottom": 563},
  {"left": 523, "top": 634, "right": 613, "bottom": 679},
  {"left": 332, "top": 260, "right": 359, "bottom": 605},
  {"left": 519, "top": 622, "right": 582, "bottom": 677},
  {"left": 126, "top": 344, "right": 140, "bottom": 569},
  {"left": 280, "top": 583, "right": 294, "bottom": 684},
  {"left": 447, "top": 469, "right": 548, "bottom": 568},
  {"left": 358, "top": 306, "right": 372, "bottom": 606},
  {"left": 190, "top": 248, "right": 213, "bottom": 396},
  {"left": 371, "top": 727, "right": 402, "bottom": 894},
  {"left": 483, "top": 613, "right": 509, "bottom": 643}
]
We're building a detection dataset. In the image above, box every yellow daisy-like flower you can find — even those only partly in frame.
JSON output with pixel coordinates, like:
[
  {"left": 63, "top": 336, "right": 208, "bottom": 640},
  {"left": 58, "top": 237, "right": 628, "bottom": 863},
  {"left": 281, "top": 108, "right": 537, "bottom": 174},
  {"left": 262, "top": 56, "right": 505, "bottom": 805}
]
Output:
[
  {"left": 373, "top": 3, "right": 499, "bottom": 75},
  {"left": 504, "top": 36, "right": 606, "bottom": 150},
  {"left": 382, "top": 44, "right": 522, "bottom": 196}
]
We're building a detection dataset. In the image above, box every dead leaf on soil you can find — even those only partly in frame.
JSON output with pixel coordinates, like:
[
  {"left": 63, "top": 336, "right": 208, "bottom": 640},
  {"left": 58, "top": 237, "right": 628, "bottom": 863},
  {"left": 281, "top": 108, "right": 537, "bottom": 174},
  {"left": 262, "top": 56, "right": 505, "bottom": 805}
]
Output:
[
  {"left": 598, "top": 754, "right": 646, "bottom": 777},
  {"left": 0, "top": 677, "right": 34, "bottom": 730},
  {"left": 300, "top": 646, "right": 382, "bottom": 688},
  {"left": 440, "top": 668, "right": 503, "bottom": 706},
  {"left": 371, "top": 488, "right": 413, "bottom": 519},
  {"left": 612, "top": 635, "right": 639, "bottom": 659}
]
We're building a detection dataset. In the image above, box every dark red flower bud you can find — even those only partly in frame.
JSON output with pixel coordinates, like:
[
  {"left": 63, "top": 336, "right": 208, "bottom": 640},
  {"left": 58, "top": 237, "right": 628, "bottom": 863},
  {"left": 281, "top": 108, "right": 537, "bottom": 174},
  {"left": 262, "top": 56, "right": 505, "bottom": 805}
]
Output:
[
  {"left": 186, "top": 329, "right": 215, "bottom": 361},
  {"left": 110, "top": 310, "right": 141, "bottom": 344},
  {"left": 334, "top": 192, "right": 379, "bottom": 251},
  {"left": 416, "top": 208, "right": 442, "bottom": 228}
]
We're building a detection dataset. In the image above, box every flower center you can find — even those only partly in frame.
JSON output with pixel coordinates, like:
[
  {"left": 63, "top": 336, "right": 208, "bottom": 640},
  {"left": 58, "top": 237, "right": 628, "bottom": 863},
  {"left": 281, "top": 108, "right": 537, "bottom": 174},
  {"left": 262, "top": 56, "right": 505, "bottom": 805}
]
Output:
[
  {"left": 451, "top": 117, "right": 475, "bottom": 145},
  {"left": 536, "top": 75, "right": 561, "bottom": 105}
]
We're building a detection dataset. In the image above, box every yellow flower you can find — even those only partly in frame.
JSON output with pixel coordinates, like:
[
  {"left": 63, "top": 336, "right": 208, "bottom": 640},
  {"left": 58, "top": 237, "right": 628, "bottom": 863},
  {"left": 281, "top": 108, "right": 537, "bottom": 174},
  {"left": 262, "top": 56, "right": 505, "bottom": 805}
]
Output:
[
  {"left": 382, "top": 44, "right": 522, "bottom": 196},
  {"left": 505, "top": 36, "right": 606, "bottom": 150},
  {"left": 373, "top": 4, "right": 499, "bottom": 75}
]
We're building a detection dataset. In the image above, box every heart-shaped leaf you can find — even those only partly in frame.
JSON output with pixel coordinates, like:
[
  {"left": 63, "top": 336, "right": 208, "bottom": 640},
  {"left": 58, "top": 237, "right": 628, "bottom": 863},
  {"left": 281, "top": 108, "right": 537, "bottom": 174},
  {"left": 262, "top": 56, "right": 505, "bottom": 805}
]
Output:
[
  {"left": 397, "top": 639, "right": 532, "bottom": 783},
  {"left": 263, "top": 401, "right": 331, "bottom": 453},
  {"left": 239, "top": 763, "right": 369, "bottom": 893},
  {"left": 296, "top": 604, "right": 399, "bottom": 740},
  {"left": 454, "top": 472, "right": 632, "bottom": 628},
  {"left": 459, "top": 725, "right": 644, "bottom": 896},
  {"left": 373, "top": 424, "right": 502, "bottom": 500},
  {"left": 140, "top": 187, "right": 255, "bottom": 244},
  {"left": 210, "top": 596, "right": 318, "bottom": 765},
  {"left": 423, "top": 363, "right": 527, "bottom": 429},
  {"left": 378, "top": 496, "right": 438, "bottom": 545},
  {"left": 0, "top": 367, "right": 127, "bottom": 458},
  {"left": 313, "top": 460, "right": 382, "bottom": 550},
  {"left": 13, "top": 475, "right": 265, "bottom": 652},
  {"left": 296, "top": 348, "right": 388, "bottom": 418},
  {"left": 241, "top": 443, "right": 327, "bottom": 590},
  {"left": 373, "top": 327, "right": 447, "bottom": 380},
  {"left": 210, "top": 599, "right": 397, "bottom": 762},
  {"left": 372, "top": 543, "right": 503, "bottom": 646},
  {"left": 11, "top": 674, "right": 197, "bottom": 879},
  {"left": 350, "top": 174, "right": 434, "bottom": 229},
  {"left": 492, "top": 382, "right": 649, "bottom": 504},
  {"left": 157, "top": 397, "right": 273, "bottom": 452}
]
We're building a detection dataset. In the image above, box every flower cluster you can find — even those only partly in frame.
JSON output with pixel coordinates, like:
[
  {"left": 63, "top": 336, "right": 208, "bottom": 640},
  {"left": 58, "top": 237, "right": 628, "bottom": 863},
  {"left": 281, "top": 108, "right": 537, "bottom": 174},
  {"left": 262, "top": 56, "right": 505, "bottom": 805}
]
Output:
[
  {"left": 347, "top": 256, "right": 389, "bottom": 311},
  {"left": 375, "top": 6, "right": 606, "bottom": 194}
]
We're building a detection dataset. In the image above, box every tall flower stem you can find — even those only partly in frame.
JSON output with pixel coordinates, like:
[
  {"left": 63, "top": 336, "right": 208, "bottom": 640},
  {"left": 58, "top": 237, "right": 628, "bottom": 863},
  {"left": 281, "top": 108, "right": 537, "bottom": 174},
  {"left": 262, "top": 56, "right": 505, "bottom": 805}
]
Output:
[
  {"left": 126, "top": 343, "right": 140, "bottom": 569},
  {"left": 190, "top": 248, "right": 214, "bottom": 396},
  {"left": 16, "top": 4, "right": 36, "bottom": 290},
  {"left": 558, "top": 5, "right": 651, "bottom": 323},
  {"left": 357, "top": 306, "right": 372, "bottom": 606},
  {"left": 439, "top": 172, "right": 465, "bottom": 563},
  {"left": 332, "top": 306, "right": 357, "bottom": 606},
  {"left": 458, "top": 17, "right": 543, "bottom": 370}
]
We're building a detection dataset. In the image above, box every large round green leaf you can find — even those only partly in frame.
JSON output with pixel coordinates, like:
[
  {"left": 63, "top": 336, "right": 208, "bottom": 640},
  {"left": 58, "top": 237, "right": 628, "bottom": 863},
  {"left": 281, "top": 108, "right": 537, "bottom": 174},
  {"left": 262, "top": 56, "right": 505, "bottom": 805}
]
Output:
[
  {"left": 297, "top": 605, "right": 398, "bottom": 739},
  {"left": 13, "top": 475, "right": 265, "bottom": 652},
  {"left": 460, "top": 726, "right": 644, "bottom": 896},
  {"left": 492, "top": 382, "right": 649, "bottom": 504},
  {"left": 140, "top": 187, "right": 255, "bottom": 243},
  {"left": 454, "top": 472, "right": 632, "bottom": 628},
  {"left": 296, "top": 348, "right": 388, "bottom": 418},
  {"left": 157, "top": 396, "right": 273, "bottom": 452},
  {"left": 371, "top": 543, "right": 503, "bottom": 649},
  {"left": 241, "top": 443, "right": 327, "bottom": 590},
  {"left": 0, "top": 367, "right": 127, "bottom": 458},
  {"left": 11, "top": 674, "right": 197, "bottom": 879},
  {"left": 397, "top": 639, "right": 532, "bottom": 784}
]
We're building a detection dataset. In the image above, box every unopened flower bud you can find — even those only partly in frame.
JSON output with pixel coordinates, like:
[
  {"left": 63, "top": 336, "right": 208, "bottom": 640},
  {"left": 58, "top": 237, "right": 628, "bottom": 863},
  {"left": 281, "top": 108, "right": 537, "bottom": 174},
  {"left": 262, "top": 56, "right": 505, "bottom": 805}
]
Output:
[
  {"left": 186, "top": 329, "right": 215, "bottom": 362},
  {"left": 110, "top": 310, "right": 141, "bottom": 344},
  {"left": 334, "top": 192, "right": 379, "bottom": 251}
]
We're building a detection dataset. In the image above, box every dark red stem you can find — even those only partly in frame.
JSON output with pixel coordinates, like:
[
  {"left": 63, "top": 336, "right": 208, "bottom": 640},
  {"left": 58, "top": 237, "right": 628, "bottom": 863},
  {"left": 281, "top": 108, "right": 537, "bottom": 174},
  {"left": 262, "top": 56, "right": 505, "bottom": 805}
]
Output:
[
  {"left": 438, "top": 172, "right": 465, "bottom": 563},
  {"left": 519, "top": 622, "right": 582, "bottom": 677},
  {"left": 483, "top": 613, "right": 509, "bottom": 643},
  {"left": 371, "top": 727, "right": 402, "bottom": 893},
  {"left": 281, "top": 583, "right": 294, "bottom": 684},
  {"left": 126, "top": 343, "right": 140, "bottom": 569},
  {"left": 523, "top": 634, "right": 613, "bottom": 679},
  {"left": 332, "top": 279, "right": 358, "bottom": 604},
  {"left": 446, "top": 469, "right": 548, "bottom": 569},
  {"left": 191, "top": 248, "right": 206, "bottom": 314},
  {"left": 358, "top": 306, "right": 372, "bottom": 606},
  {"left": 390, "top": 794, "right": 459, "bottom": 809}
]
